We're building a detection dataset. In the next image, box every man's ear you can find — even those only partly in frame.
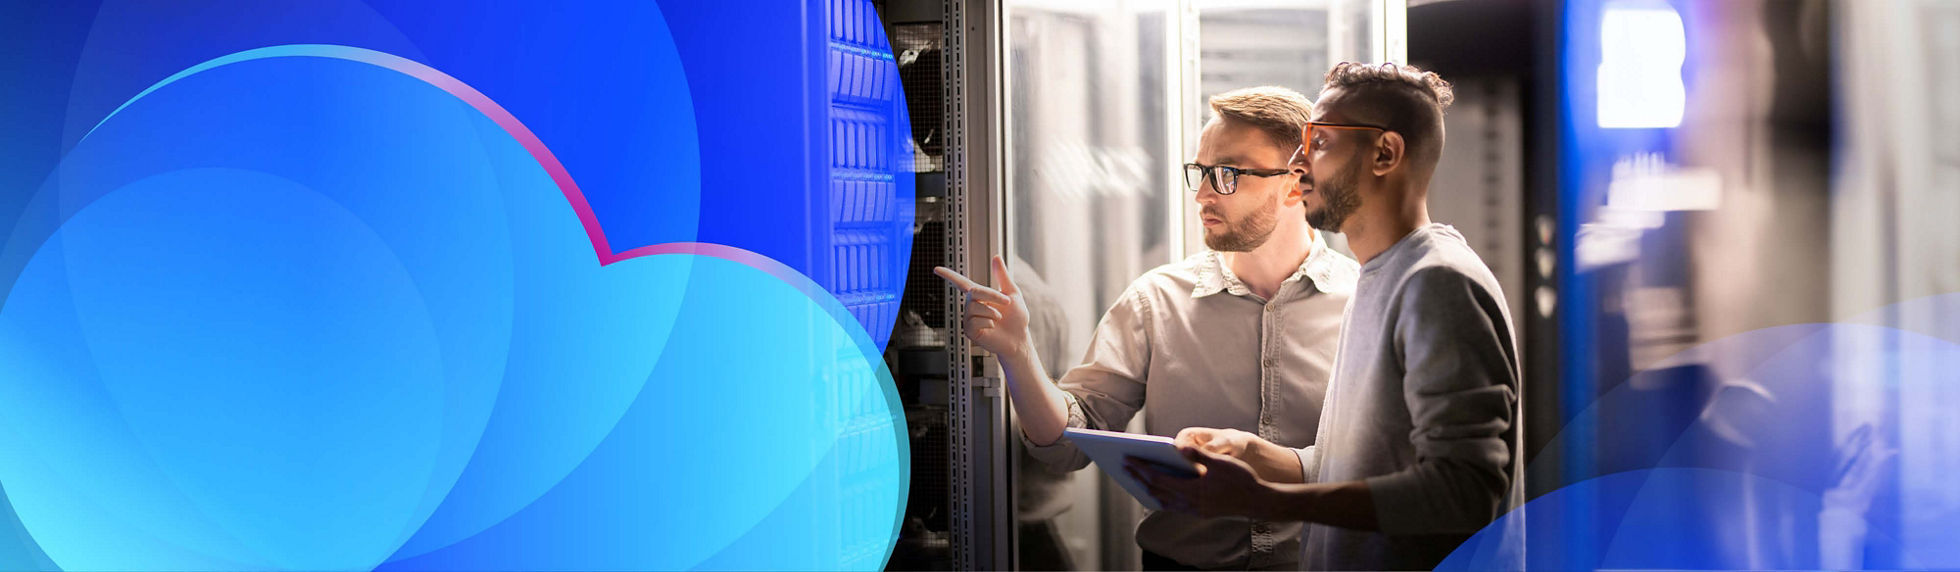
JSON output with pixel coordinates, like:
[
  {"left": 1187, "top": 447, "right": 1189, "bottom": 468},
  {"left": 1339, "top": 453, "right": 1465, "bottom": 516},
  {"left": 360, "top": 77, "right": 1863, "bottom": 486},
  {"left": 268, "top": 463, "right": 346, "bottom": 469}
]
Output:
[{"left": 1372, "top": 132, "right": 1405, "bottom": 177}]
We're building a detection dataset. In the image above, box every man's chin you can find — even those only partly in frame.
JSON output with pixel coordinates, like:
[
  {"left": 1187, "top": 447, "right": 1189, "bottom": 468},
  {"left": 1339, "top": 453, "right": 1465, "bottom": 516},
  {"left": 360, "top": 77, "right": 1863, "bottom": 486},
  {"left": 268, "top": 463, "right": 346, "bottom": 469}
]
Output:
[
  {"left": 1304, "top": 213, "right": 1339, "bottom": 233},
  {"left": 1202, "top": 233, "right": 1235, "bottom": 252}
]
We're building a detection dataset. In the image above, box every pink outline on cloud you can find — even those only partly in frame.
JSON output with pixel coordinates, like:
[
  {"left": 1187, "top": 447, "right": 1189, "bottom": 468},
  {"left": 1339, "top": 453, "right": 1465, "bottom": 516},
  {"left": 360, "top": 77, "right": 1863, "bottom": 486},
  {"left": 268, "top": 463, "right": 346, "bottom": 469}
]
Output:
[
  {"left": 84, "top": 44, "right": 858, "bottom": 338},
  {"left": 54, "top": 42, "right": 907, "bottom": 569}
]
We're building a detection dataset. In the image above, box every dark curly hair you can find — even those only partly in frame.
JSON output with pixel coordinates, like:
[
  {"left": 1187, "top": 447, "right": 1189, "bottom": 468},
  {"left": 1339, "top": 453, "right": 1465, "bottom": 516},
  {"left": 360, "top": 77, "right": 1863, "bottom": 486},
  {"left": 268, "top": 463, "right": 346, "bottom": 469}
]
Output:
[{"left": 1320, "top": 62, "right": 1454, "bottom": 170}]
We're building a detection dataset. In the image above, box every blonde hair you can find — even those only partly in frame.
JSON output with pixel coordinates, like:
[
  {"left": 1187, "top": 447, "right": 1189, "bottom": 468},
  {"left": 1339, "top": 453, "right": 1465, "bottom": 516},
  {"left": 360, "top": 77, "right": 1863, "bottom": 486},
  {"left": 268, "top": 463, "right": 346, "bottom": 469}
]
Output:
[{"left": 1207, "top": 86, "right": 1314, "bottom": 150}]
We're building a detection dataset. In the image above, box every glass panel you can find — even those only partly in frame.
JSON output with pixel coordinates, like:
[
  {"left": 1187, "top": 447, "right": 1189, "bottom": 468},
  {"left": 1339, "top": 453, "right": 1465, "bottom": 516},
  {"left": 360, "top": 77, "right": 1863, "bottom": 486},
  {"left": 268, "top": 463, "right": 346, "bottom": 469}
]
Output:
[
  {"left": 1002, "top": 2, "right": 1174, "bottom": 570},
  {"left": 999, "top": 1, "right": 1385, "bottom": 568},
  {"left": 1189, "top": 0, "right": 1382, "bottom": 258},
  {"left": 1198, "top": 2, "right": 1332, "bottom": 102}
]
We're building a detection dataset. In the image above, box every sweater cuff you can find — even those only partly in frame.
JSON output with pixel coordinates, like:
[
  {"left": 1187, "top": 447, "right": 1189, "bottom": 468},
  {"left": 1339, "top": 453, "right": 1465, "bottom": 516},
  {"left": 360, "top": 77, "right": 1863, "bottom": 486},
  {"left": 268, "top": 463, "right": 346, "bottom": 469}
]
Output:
[{"left": 1363, "top": 470, "right": 1427, "bottom": 534}]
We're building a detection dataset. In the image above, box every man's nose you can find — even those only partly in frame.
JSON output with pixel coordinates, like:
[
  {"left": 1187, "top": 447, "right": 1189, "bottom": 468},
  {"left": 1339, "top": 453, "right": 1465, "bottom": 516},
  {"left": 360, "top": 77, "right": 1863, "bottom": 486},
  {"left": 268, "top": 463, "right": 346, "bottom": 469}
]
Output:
[
  {"left": 1194, "top": 178, "right": 1220, "bottom": 204},
  {"left": 1288, "top": 144, "right": 1309, "bottom": 171}
]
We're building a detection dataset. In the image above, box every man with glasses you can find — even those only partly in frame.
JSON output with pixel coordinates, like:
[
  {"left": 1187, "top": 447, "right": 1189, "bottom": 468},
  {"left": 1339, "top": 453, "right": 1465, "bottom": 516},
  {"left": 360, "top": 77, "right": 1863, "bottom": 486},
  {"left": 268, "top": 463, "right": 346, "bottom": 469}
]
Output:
[
  {"left": 936, "top": 86, "right": 1358, "bottom": 570},
  {"left": 1131, "top": 63, "right": 1522, "bottom": 571}
]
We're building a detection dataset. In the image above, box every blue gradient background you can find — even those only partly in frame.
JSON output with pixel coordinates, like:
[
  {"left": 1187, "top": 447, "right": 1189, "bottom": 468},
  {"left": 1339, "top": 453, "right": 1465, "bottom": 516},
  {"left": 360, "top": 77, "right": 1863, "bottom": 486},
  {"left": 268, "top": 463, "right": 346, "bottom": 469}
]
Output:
[
  {"left": 0, "top": 1, "right": 910, "bottom": 570},
  {"left": 1440, "top": 310, "right": 1960, "bottom": 570},
  {"left": 1441, "top": 0, "right": 1960, "bottom": 568}
]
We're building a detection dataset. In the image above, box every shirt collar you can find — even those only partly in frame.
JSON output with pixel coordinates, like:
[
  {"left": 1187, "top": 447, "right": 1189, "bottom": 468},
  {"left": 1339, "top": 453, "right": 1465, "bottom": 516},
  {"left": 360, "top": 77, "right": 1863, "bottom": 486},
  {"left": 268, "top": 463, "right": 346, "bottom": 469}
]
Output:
[{"left": 1192, "top": 233, "right": 1358, "bottom": 299}]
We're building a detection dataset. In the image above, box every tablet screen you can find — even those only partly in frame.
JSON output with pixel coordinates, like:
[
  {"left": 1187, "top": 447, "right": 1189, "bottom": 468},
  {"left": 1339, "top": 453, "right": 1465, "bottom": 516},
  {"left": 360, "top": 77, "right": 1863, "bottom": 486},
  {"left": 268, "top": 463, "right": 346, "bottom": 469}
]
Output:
[{"left": 1062, "top": 427, "right": 1198, "bottom": 510}]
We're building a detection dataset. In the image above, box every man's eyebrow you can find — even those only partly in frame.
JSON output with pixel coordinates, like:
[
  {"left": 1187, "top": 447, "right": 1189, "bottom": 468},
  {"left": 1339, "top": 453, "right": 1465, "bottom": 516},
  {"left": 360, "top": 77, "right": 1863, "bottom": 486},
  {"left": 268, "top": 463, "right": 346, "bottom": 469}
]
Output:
[{"left": 1210, "top": 155, "right": 1243, "bottom": 164}]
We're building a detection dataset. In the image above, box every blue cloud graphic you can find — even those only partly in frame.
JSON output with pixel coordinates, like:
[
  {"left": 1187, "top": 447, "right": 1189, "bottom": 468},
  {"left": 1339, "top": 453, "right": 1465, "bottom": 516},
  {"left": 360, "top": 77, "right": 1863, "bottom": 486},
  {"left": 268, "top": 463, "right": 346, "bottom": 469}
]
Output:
[{"left": 0, "top": 45, "right": 904, "bottom": 571}]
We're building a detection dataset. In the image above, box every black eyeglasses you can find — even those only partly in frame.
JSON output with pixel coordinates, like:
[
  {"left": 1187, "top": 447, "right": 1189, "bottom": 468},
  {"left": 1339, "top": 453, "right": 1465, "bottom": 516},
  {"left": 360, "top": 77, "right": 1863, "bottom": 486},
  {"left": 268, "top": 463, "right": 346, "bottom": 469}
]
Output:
[{"left": 1183, "top": 163, "right": 1292, "bottom": 195}]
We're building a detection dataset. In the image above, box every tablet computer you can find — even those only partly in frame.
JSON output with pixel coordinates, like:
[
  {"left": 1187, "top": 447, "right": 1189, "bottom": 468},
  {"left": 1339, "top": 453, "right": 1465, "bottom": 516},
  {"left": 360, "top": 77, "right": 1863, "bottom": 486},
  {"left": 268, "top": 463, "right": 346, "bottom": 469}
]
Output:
[{"left": 1062, "top": 427, "right": 1199, "bottom": 511}]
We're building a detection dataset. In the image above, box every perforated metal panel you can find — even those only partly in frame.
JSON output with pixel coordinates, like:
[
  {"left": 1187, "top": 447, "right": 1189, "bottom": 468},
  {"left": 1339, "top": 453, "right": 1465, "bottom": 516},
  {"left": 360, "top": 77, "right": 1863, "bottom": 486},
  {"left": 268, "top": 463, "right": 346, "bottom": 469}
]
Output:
[
  {"left": 941, "top": 0, "right": 976, "bottom": 567},
  {"left": 940, "top": 1, "right": 1013, "bottom": 569},
  {"left": 881, "top": 12, "right": 959, "bottom": 570}
]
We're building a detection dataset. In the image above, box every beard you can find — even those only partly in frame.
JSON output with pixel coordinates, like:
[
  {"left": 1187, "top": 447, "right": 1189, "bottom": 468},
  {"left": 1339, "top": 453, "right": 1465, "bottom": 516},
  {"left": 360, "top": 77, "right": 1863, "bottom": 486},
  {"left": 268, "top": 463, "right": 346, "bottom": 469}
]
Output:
[
  {"left": 1304, "top": 156, "right": 1363, "bottom": 232},
  {"left": 1202, "top": 195, "right": 1279, "bottom": 252}
]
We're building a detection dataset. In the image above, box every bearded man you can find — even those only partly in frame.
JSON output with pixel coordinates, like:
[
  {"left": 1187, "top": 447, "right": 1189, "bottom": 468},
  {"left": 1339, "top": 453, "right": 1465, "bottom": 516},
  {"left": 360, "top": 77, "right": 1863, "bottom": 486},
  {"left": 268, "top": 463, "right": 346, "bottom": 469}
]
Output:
[{"left": 937, "top": 86, "right": 1358, "bottom": 570}]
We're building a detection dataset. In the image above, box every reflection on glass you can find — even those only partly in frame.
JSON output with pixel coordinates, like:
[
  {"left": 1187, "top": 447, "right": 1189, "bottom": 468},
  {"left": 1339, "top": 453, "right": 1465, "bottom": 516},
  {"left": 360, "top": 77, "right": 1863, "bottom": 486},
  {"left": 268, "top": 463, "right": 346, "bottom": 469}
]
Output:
[
  {"left": 1005, "top": 3, "right": 1172, "bottom": 569},
  {"left": 1193, "top": 1, "right": 1368, "bottom": 257},
  {"left": 1001, "top": 1, "right": 1373, "bottom": 568},
  {"left": 1198, "top": 3, "right": 1330, "bottom": 103}
]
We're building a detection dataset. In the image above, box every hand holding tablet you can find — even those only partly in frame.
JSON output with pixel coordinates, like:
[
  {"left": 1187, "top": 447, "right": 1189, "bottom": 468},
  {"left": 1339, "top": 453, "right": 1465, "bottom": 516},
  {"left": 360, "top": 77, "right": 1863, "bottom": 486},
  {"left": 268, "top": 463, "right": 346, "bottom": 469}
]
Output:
[{"left": 1062, "top": 427, "right": 1200, "bottom": 510}]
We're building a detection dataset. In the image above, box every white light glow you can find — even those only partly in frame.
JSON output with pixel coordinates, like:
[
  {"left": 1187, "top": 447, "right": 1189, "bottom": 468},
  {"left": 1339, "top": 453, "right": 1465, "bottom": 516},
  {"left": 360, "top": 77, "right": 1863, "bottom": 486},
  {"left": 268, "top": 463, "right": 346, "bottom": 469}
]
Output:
[{"left": 1597, "top": 2, "right": 1686, "bottom": 128}]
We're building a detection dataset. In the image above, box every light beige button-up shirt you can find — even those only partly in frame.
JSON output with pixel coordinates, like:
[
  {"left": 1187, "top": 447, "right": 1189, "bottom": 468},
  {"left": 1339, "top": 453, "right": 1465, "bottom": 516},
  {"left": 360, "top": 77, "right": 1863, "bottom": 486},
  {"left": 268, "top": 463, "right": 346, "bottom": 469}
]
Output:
[{"left": 1025, "top": 240, "right": 1358, "bottom": 570}]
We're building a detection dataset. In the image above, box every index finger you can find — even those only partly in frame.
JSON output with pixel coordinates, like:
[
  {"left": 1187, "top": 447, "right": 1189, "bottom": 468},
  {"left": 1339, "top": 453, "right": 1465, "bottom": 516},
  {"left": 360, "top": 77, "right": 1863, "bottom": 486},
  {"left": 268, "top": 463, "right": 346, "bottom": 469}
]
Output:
[{"left": 933, "top": 266, "right": 982, "bottom": 292}]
